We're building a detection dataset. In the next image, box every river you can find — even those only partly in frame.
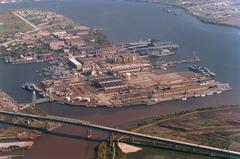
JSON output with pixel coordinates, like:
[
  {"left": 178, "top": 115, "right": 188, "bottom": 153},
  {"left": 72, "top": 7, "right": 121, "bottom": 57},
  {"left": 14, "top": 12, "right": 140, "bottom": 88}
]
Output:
[{"left": 0, "top": 0, "right": 240, "bottom": 158}]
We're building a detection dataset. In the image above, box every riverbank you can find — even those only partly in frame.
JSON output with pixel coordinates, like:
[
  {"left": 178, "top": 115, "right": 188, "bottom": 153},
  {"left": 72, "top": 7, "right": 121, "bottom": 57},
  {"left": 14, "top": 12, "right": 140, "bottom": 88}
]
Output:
[
  {"left": 95, "top": 105, "right": 240, "bottom": 159},
  {"left": 127, "top": 0, "right": 240, "bottom": 30},
  {"left": 127, "top": 105, "right": 240, "bottom": 158},
  {"left": 0, "top": 90, "right": 61, "bottom": 153}
]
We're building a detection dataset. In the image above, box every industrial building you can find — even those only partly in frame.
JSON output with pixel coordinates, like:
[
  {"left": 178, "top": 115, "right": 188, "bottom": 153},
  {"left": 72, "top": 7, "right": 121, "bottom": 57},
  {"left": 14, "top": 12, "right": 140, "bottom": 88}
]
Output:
[
  {"left": 93, "top": 76, "right": 126, "bottom": 92},
  {"left": 68, "top": 58, "right": 82, "bottom": 71},
  {"left": 110, "top": 63, "right": 151, "bottom": 74}
]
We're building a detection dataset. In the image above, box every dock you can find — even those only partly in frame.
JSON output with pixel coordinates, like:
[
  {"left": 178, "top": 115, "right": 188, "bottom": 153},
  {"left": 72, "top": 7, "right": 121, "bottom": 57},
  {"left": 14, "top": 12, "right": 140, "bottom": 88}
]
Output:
[{"left": 0, "top": 141, "right": 33, "bottom": 152}]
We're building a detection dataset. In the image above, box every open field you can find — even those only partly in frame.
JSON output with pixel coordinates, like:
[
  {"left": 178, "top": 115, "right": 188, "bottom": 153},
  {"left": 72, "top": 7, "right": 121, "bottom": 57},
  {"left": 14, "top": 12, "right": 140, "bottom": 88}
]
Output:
[
  {"left": 0, "top": 11, "right": 33, "bottom": 36},
  {"left": 129, "top": 106, "right": 240, "bottom": 158},
  {"left": 128, "top": 146, "right": 218, "bottom": 159}
]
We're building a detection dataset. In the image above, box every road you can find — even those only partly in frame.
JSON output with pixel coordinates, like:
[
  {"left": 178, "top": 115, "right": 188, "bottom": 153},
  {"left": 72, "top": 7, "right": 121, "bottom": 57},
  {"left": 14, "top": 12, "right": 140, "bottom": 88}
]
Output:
[
  {"left": 12, "top": 11, "right": 39, "bottom": 30},
  {"left": 0, "top": 11, "right": 39, "bottom": 46}
]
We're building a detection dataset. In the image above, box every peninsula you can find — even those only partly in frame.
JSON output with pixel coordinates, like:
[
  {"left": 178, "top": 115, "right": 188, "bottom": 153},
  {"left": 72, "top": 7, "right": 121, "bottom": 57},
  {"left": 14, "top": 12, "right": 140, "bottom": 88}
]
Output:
[{"left": 0, "top": 9, "right": 231, "bottom": 107}]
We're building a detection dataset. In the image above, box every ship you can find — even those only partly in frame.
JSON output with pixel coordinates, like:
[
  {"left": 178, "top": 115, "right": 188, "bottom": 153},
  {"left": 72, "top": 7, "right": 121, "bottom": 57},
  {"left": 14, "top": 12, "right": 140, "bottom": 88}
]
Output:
[
  {"left": 188, "top": 65, "right": 216, "bottom": 77},
  {"left": 127, "top": 39, "right": 152, "bottom": 50},
  {"left": 21, "top": 83, "right": 47, "bottom": 98},
  {"left": 21, "top": 83, "right": 33, "bottom": 91},
  {"left": 148, "top": 49, "right": 175, "bottom": 57}
]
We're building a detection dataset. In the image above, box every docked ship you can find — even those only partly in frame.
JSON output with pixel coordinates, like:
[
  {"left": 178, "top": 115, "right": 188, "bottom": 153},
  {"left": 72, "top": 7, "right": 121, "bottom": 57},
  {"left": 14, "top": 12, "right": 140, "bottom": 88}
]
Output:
[
  {"left": 147, "top": 49, "right": 175, "bottom": 57},
  {"left": 189, "top": 65, "right": 216, "bottom": 77},
  {"left": 21, "top": 83, "right": 47, "bottom": 98}
]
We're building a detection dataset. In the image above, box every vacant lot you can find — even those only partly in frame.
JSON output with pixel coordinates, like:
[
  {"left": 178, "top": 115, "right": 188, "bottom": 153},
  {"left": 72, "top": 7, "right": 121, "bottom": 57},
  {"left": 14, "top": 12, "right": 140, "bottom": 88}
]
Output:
[{"left": 0, "top": 11, "right": 33, "bottom": 36}]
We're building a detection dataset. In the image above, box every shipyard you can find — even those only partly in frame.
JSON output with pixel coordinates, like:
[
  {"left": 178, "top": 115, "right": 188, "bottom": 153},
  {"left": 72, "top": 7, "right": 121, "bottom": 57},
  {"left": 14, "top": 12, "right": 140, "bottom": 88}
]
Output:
[
  {"left": 0, "top": 9, "right": 231, "bottom": 108},
  {"left": 32, "top": 37, "right": 231, "bottom": 107},
  {"left": 0, "top": 5, "right": 238, "bottom": 159}
]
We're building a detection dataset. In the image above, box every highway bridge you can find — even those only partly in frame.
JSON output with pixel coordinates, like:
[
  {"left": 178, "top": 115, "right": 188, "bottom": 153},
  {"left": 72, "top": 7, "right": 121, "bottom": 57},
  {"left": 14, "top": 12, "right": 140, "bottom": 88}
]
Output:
[{"left": 0, "top": 111, "right": 239, "bottom": 158}]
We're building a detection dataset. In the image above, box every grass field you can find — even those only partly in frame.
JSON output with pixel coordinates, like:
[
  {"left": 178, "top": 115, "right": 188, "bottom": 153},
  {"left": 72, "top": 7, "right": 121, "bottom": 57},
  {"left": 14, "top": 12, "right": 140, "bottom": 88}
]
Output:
[
  {"left": 129, "top": 106, "right": 240, "bottom": 159},
  {"left": 128, "top": 146, "right": 217, "bottom": 159},
  {"left": 0, "top": 23, "right": 6, "bottom": 30},
  {"left": 0, "top": 11, "right": 33, "bottom": 36}
]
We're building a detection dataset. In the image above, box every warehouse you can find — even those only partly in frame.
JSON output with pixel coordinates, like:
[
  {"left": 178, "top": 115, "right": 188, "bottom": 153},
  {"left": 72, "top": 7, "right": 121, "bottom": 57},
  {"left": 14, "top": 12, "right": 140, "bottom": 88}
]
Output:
[
  {"left": 68, "top": 58, "right": 82, "bottom": 71},
  {"left": 93, "top": 76, "right": 126, "bottom": 92}
]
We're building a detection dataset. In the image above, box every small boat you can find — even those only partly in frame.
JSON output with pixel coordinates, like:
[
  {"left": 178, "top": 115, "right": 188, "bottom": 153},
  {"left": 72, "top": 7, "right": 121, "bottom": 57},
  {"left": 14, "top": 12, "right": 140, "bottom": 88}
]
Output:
[
  {"left": 182, "top": 97, "right": 187, "bottom": 101},
  {"left": 194, "top": 94, "right": 200, "bottom": 98},
  {"left": 206, "top": 92, "right": 213, "bottom": 96},
  {"left": 216, "top": 91, "right": 222, "bottom": 94}
]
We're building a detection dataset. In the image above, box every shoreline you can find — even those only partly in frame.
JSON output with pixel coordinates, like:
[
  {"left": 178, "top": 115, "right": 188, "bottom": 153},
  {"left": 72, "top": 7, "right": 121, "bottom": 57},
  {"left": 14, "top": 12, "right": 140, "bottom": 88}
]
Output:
[
  {"left": 48, "top": 86, "right": 232, "bottom": 108},
  {"left": 126, "top": 0, "right": 240, "bottom": 30},
  {"left": 96, "top": 105, "right": 240, "bottom": 159},
  {"left": 128, "top": 104, "right": 240, "bottom": 131},
  {"left": 0, "top": 90, "right": 62, "bottom": 153}
]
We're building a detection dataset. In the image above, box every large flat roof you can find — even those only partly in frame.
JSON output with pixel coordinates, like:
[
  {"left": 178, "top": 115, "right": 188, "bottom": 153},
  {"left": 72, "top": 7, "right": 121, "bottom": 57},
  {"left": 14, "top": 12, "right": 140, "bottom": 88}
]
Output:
[{"left": 69, "top": 58, "right": 82, "bottom": 66}]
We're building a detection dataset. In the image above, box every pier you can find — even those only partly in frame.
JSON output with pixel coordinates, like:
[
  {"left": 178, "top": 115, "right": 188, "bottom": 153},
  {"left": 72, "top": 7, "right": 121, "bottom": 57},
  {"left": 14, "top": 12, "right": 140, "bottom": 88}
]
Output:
[{"left": 31, "top": 91, "right": 53, "bottom": 106}]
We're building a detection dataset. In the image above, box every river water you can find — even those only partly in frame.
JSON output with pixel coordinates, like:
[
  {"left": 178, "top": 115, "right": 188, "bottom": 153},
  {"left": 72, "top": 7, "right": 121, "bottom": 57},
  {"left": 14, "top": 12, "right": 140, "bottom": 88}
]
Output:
[{"left": 0, "top": 0, "right": 240, "bottom": 158}]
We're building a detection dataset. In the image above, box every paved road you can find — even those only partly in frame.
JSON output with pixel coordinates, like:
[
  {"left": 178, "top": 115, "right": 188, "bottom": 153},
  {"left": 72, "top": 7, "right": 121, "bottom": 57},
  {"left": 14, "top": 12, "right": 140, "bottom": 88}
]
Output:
[{"left": 12, "top": 11, "right": 39, "bottom": 30}]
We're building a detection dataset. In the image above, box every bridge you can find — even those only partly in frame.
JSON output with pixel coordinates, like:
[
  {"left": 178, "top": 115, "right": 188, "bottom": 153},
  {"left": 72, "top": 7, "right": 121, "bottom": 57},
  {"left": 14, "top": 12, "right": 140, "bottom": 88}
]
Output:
[{"left": 0, "top": 111, "right": 239, "bottom": 159}]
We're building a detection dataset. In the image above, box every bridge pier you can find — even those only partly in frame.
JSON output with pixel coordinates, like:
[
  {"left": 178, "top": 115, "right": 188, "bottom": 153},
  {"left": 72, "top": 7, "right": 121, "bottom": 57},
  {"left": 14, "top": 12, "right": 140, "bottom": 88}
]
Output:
[
  {"left": 191, "top": 147, "right": 195, "bottom": 153},
  {"left": 150, "top": 140, "right": 156, "bottom": 146},
  {"left": 171, "top": 144, "right": 177, "bottom": 150},
  {"left": 210, "top": 151, "right": 215, "bottom": 157},
  {"left": 48, "top": 89, "right": 54, "bottom": 102},
  {"left": 128, "top": 136, "right": 135, "bottom": 143},
  {"left": 108, "top": 132, "right": 115, "bottom": 142},
  {"left": 87, "top": 129, "right": 92, "bottom": 138}
]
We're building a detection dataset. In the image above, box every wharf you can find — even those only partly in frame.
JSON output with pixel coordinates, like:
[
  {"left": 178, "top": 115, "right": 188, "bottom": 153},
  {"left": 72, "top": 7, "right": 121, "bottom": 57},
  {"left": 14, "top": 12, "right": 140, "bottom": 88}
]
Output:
[
  {"left": 0, "top": 155, "right": 24, "bottom": 159},
  {"left": 165, "top": 57, "right": 200, "bottom": 66},
  {"left": 155, "top": 56, "right": 200, "bottom": 69},
  {"left": 0, "top": 141, "right": 33, "bottom": 152}
]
